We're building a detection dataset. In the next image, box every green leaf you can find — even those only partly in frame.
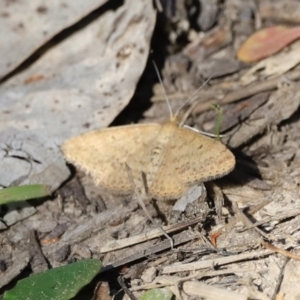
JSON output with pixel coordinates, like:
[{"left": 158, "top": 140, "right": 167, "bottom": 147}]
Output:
[
  {"left": 0, "top": 184, "right": 50, "bottom": 205},
  {"left": 139, "top": 288, "right": 173, "bottom": 300},
  {"left": 3, "top": 259, "right": 102, "bottom": 300}
]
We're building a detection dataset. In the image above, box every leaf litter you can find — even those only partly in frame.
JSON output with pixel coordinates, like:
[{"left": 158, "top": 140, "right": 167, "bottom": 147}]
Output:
[{"left": 1, "top": 0, "right": 300, "bottom": 299}]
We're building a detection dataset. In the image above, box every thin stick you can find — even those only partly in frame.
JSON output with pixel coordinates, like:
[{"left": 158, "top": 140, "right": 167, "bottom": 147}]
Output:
[
  {"left": 125, "top": 164, "right": 174, "bottom": 249},
  {"left": 118, "top": 276, "right": 136, "bottom": 300},
  {"left": 100, "top": 216, "right": 202, "bottom": 253},
  {"left": 131, "top": 267, "right": 254, "bottom": 291},
  {"left": 270, "top": 257, "right": 288, "bottom": 300},
  {"left": 240, "top": 207, "right": 300, "bottom": 231},
  {"left": 193, "top": 69, "right": 300, "bottom": 115},
  {"left": 210, "top": 198, "right": 273, "bottom": 239},
  {"left": 104, "top": 223, "right": 199, "bottom": 268},
  {"left": 154, "top": 0, "right": 163, "bottom": 12},
  {"left": 262, "top": 241, "right": 300, "bottom": 261},
  {"left": 162, "top": 249, "right": 273, "bottom": 274},
  {"left": 231, "top": 202, "right": 269, "bottom": 240}
]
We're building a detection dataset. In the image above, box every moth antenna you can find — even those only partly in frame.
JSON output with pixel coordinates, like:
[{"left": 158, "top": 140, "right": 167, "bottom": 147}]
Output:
[
  {"left": 175, "top": 76, "right": 212, "bottom": 118},
  {"left": 152, "top": 61, "right": 173, "bottom": 119}
]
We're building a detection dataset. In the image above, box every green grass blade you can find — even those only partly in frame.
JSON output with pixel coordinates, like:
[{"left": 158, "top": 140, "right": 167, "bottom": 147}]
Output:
[
  {"left": 0, "top": 184, "right": 51, "bottom": 205},
  {"left": 211, "top": 103, "right": 223, "bottom": 141}
]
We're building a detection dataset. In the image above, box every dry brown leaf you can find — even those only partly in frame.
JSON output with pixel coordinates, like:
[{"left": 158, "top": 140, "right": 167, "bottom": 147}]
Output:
[
  {"left": 237, "top": 25, "right": 300, "bottom": 63},
  {"left": 241, "top": 40, "right": 300, "bottom": 85}
]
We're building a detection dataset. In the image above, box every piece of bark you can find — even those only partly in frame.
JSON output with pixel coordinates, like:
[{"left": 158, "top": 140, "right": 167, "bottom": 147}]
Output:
[{"left": 0, "top": 251, "right": 29, "bottom": 289}]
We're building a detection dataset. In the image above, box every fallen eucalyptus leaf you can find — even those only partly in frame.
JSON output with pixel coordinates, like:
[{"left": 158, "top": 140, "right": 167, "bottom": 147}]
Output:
[{"left": 237, "top": 25, "right": 300, "bottom": 63}]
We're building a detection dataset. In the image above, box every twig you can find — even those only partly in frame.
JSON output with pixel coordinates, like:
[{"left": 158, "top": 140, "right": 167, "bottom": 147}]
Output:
[
  {"left": 231, "top": 202, "right": 269, "bottom": 239},
  {"left": 210, "top": 198, "right": 273, "bottom": 242},
  {"left": 270, "top": 257, "right": 289, "bottom": 300},
  {"left": 131, "top": 268, "right": 254, "bottom": 291},
  {"left": 118, "top": 276, "right": 136, "bottom": 300},
  {"left": 240, "top": 207, "right": 300, "bottom": 231},
  {"left": 162, "top": 249, "right": 273, "bottom": 274},
  {"left": 154, "top": 0, "right": 163, "bottom": 12},
  {"left": 125, "top": 164, "right": 174, "bottom": 249},
  {"left": 262, "top": 241, "right": 300, "bottom": 261},
  {"left": 100, "top": 216, "right": 202, "bottom": 253},
  {"left": 193, "top": 69, "right": 300, "bottom": 114},
  {"left": 103, "top": 228, "right": 198, "bottom": 270}
]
